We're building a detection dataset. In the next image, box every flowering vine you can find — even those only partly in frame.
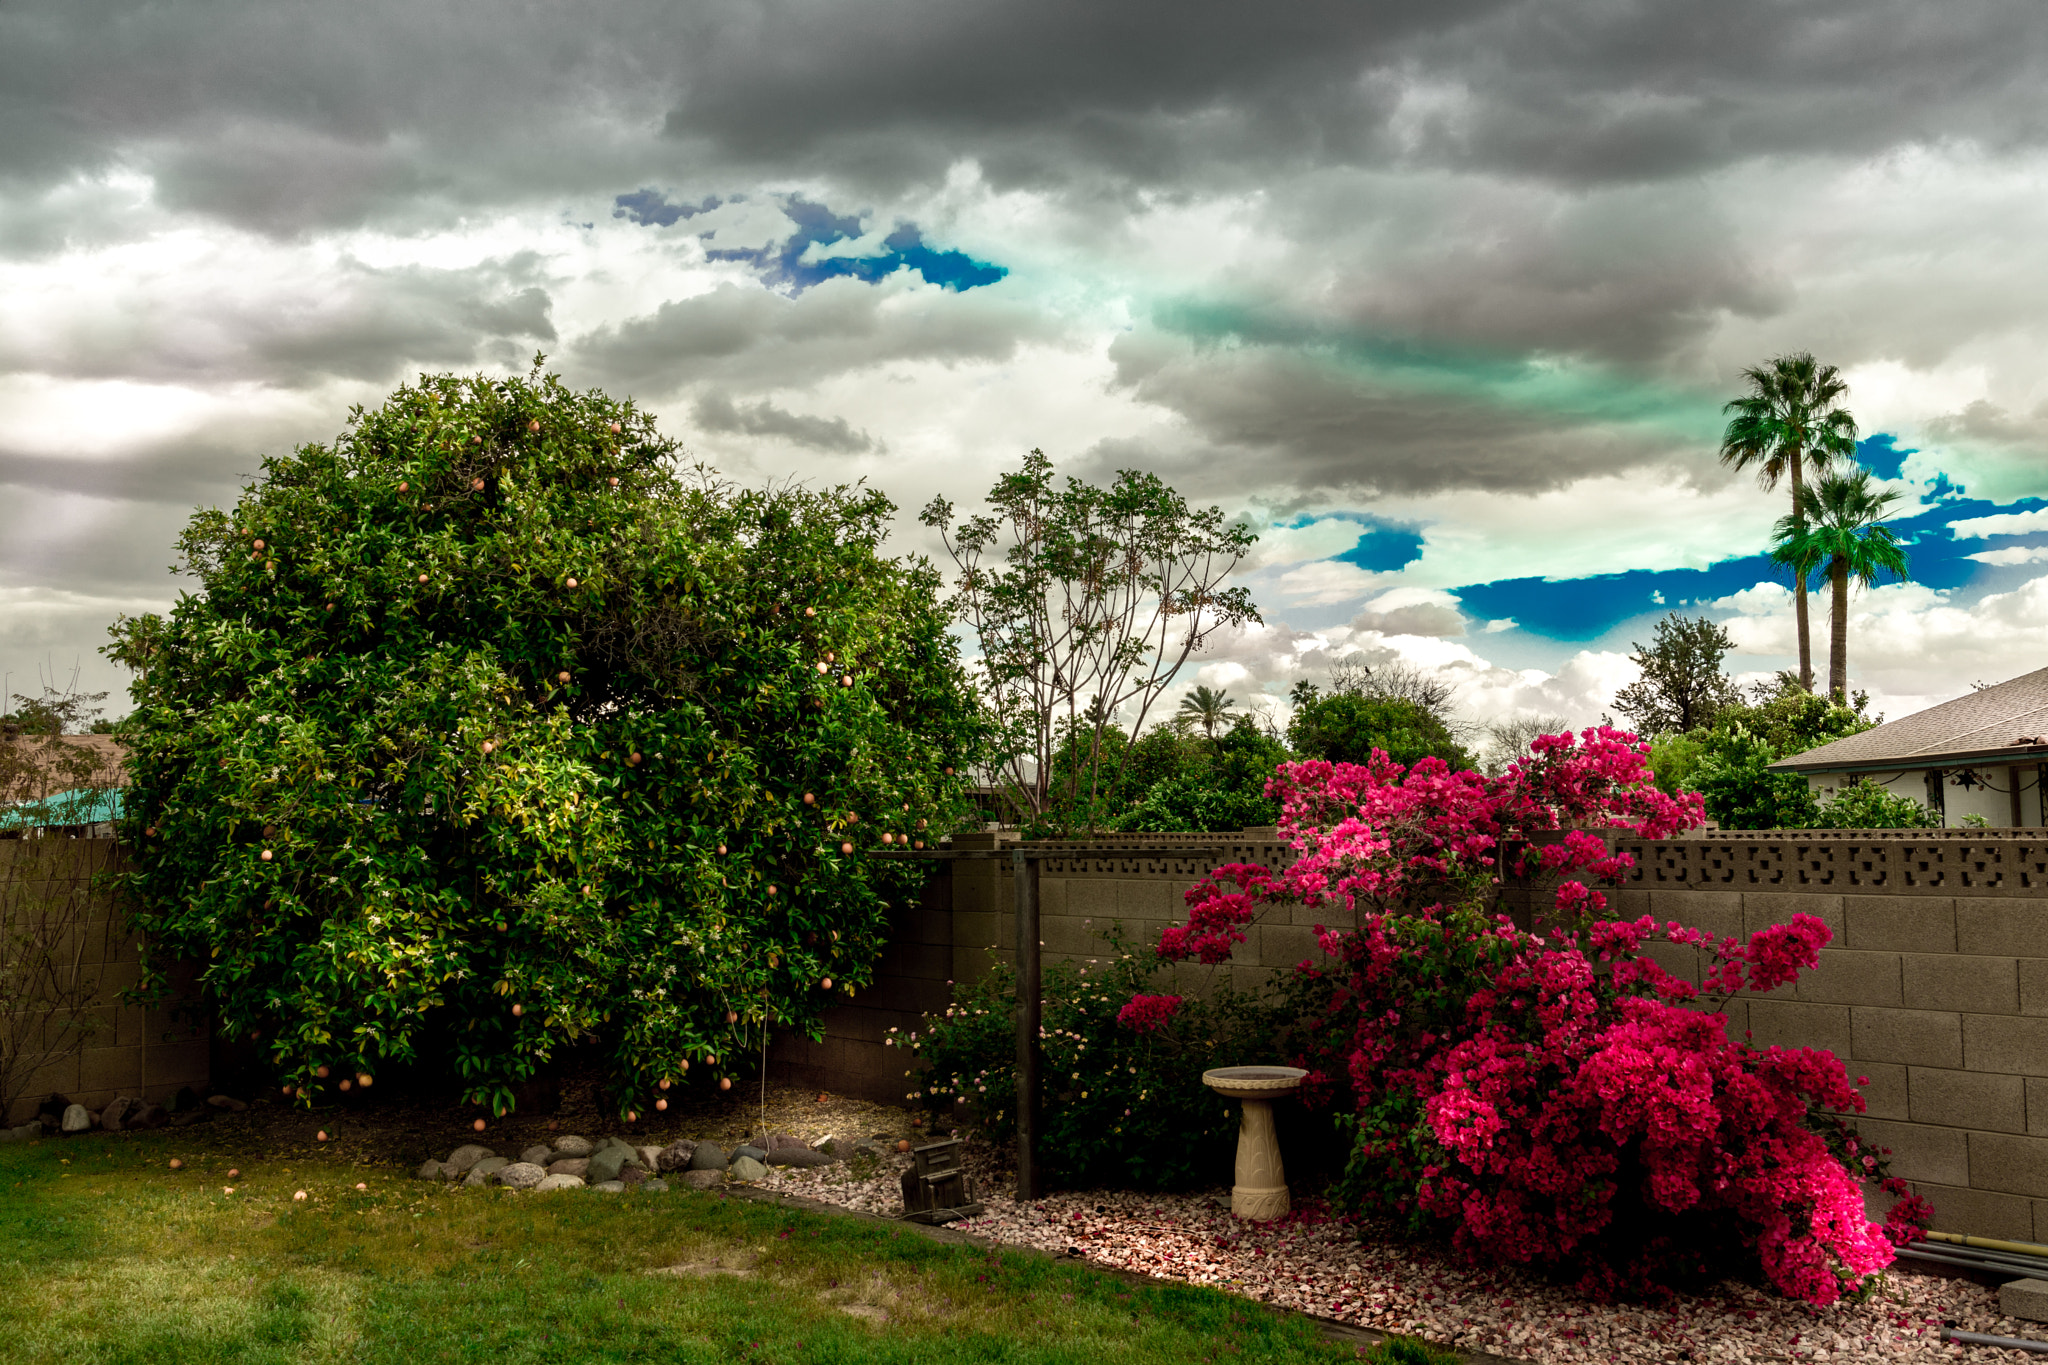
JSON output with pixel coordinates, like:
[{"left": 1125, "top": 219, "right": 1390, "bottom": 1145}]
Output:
[{"left": 1144, "top": 726, "right": 1927, "bottom": 1305}]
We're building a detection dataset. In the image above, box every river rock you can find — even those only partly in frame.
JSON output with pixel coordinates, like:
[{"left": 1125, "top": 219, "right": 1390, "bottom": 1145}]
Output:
[
  {"left": 764, "top": 1146, "right": 836, "bottom": 1168},
  {"left": 636, "top": 1145, "right": 663, "bottom": 1171},
  {"left": 205, "top": 1093, "right": 248, "bottom": 1111},
  {"left": 519, "top": 1145, "right": 553, "bottom": 1166},
  {"left": 643, "top": 1178, "right": 669, "bottom": 1192},
  {"left": 729, "top": 1155, "right": 768, "bottom": 1182},
  {"left": 592, "top": 1180, "right": 625, "bottom": 1193},
  {"left": 655, "top": 1140, "right": 696, "bottom": 1172},
  {"left": 463, "top": 1156, "right": 511, "bottom": 1186},
  {"left": 732, "top": 1145, "right": 767, "bottom": 1162},
  {"left": 60, "top": 1104, "right": 90, "bottom": 1134},
  {"left": 100, "top": 1097, "right": 136, "bottom": 1132},
  {"left": 688, "top": 1142, "right": 728, "bottom": 1172},
  {"left": 587, "top": 1146, "right": 633, "bottom": 1183},
  {"left": 535, "top": 1173, "right": 586, "bottom": 1191},
  {"left": 550, "top": 1135, "right": 593, "bottom": 1158},
  {"left": 444, "top": 1144, "right": 493, "bottom": 1174},
  {"left": 546, "top": 1157, "right": 589, "bottom": 1178},
  {"left": 619, "top": 1165, "right": 648, "bottom": 1187},
  {"left": 680, "top": 1170, "right": 723, "bottom": 1190},
  {"left": 416, "top": 1160, "right": 451, "bottom": 1181},
  {"left": 127, "top": 1103, "right": 166, "bottom": 1131},
  {"left": 497, "top": 1162, "right": 547, "bottom": 1190}
]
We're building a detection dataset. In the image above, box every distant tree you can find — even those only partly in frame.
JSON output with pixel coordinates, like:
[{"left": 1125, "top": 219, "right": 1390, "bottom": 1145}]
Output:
[
  {"left": 1771, "top": 468, "right": 1910, "bottom": 703},
  {"left": 1288, "top": 694, "right": 1474, "bottom": 771},
  {"left": 1720, "top": 353, "right": 1859, "bottom": 692},
  {"left": 1479, "top": 714, "right": 1570, "bottom": 776},
  {"left": 1115, "top": 718, "right": 1287, "bottom": 832},
  {"left": 1810, "top": 778, "right": 1938, "bottom": 830},
  {"left": 1177, "top": 685, "right": 1236, "bottom": 744},
  {"left": 1611, "top": 613, "right": 1740, "bottom": 737},
  {"left": 921, "top": 450, "right": 1259, "bottom": 834},
  {"left": 1663, "top": 683, "right": 1879, "bottom": 827}
]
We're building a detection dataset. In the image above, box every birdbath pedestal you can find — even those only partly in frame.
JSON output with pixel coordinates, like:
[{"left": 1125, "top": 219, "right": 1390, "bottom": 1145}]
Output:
[{"left": 1202, "top": 1066, "right": 1308, "bottom": 1220}]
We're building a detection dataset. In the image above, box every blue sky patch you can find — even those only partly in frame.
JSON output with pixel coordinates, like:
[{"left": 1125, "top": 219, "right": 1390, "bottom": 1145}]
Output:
[
  {"left": 633, "top": 194, "right": 1007, "bottom": 292},
  {"left": 613, "top": 189, "right": 721, "bottom": 226},
  {"left": 1330, "top": 517, "right": 1427, "bottom": 572}
]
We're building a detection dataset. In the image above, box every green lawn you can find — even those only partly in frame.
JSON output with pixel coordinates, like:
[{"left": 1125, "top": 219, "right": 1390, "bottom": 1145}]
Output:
[{"left": 0, "top": 1130, "right": 1401, "bottom": 1365}]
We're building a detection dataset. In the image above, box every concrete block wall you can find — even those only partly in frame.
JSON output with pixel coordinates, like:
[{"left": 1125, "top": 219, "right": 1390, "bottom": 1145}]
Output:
[
  {"left": 1588, "top": 835, "right": 2048, "bottom": 1240},
  {"left": 0, "top": 839, "right": 208, "bottom": 1125}
]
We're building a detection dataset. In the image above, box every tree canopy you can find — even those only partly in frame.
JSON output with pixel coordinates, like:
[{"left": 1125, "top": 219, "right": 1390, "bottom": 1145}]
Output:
[
  {"left": 1611, "top": 613, "right": 1740, "bottom": 737},
  {"left": 1287, "top": 693, "right": 1475, "bottom": 771},
  {"left": 107, "top": 367, "right": 983, "bottom": 1117}
]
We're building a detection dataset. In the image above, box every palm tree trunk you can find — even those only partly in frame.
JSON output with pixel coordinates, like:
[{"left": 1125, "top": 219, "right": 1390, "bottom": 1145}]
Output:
[
  {"left": 1791, "top": 451, "right": 1813, "bottom": 691},
  {"left": 1829, "top": 554, "right": 1850, "bottom": 702}
]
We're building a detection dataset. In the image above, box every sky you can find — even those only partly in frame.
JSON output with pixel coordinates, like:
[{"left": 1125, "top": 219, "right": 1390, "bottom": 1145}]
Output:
[{"left": 5, "top": 0, "right": 2048, "bottom": 737}]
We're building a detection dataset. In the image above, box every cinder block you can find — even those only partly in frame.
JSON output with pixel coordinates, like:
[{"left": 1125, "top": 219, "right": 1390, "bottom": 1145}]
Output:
[
  {"left": 1115, "top": 880, "right": 1176, "bottom": 919},
  {"left": 76, "top": 1045, "right": 143, "bottom": 1093},
  {"left": 1796, "top": 950, "right": 1902, "bottom": 1006},
  {"left": 1040, "top": 915, "right": 1100, "bottom": 957},
  {"left": 1604, "top": 888, "right": 1652, "bottom": 917},
  {"left": 1910, "top": 1067, "right": 2026, "bottom": 1133},
  {"left": 951, "top": 912, "right": 1001, "bottom": 953},
  {"left": 2019, "top": 961, "right": 2048, "bottom": 1016},
  {"left": 1851, "top": 1062, "right": 1910, "bottom": 1120},
  {"left": 1748, "top": 999, "right": 1852, "bottom": 1055},
  {"left": 1974, "top": 1132, "right": 2048, "bottom": 1199},
  {"left": 1036, "top": 879, "right": 1070, "bottom": 919},
  {"left": 1853, "top": 1117, "right": 1970, "bottom": 1186},
  {"left": 1914, "top": 1181, "right": 2038, "bottom": 1240},
  {"left": 1851, "top": 1007, "right": 1963, "bottom": 1068},
  {"left": 1960, "top": 901, "right": 2048, "bottom": 960},
  {"left": 1650, "top": 891, "right": 1741, "bottom": 942},
  {"left": 1256, "top": 923, "right": 1321, "bottom": 971},
  {"left": 2026, "top": 1079, "right": 2048, "bottom": 1137},
  {"left": 1903, "top": 954, "right": 2019, "bottom": 1014},
  {"left": 1744, "top": 892, "right": 1845, "bottom": 941},
  {"left": 1965, "top": 1014, "right": 2048, "bottom": 1075},
  {"left": 1845, "top": 895, "right": 1957, "bottom": 953},
  {"left": 1998, "top": 1279, "right": 2048, "bottom": 1323},
  {"left": 1640, "top": 940, "right": 1701, "bottom": 988}
]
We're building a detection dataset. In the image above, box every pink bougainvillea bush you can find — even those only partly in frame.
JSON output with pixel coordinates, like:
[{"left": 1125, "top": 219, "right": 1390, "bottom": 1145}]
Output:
[{"left": 1151, "top": 726, "right": 1929, "bottom": 1305}]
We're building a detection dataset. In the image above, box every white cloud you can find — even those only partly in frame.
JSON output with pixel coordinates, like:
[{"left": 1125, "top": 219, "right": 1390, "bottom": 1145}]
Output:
[
  {"left": 1949, "top": 509, "right": 2048, "bottom": 540},
  {"left": 1967, "top": 545, "right": 2048, "bottom": 566}
]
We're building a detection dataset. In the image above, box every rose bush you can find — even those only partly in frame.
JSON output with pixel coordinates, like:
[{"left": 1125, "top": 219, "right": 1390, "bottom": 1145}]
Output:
[{"left": 1151, "top": 727, "right": 1928, "bottom": 1304}]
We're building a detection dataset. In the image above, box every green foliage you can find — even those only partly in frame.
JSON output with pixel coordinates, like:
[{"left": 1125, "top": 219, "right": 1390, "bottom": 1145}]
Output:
[
  {"left": 1115, "top": 719, "right": 1287, "bottom": 832},
  {"left": 1611, "top": 613, "right": 1739, "bottom": 737},
  {"left": 106, "top": 368, "right": 984, "bottom": 1116},
  {"left": 1288, "top": 694, "right": 1474, "bottom": 771},
  {"left": 1690, "top": 726, "right": 1821, "bottom": 830},
  {"left": 1651, "top": 680, "right": 1882, "bottom": 829},
  {"left": 1359, "top": 1338, "right": 1465, "bottom": 1365},
  {"left": 1810, "top": 778, "right": 1939, "bottom": 830},
  {"left": 899, "top": 930, "right": 1279, "bottom": 1191}
]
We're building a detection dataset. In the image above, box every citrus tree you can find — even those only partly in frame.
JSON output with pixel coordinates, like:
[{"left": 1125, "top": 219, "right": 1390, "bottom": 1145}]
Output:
[{"left": 106, "top": 366, "right": 984, "bottom": 1117}]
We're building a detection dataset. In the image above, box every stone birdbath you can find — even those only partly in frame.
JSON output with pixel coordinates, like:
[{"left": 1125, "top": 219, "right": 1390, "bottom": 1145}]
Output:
[{"left": 1202, "top": 1065, "right": 1308, "bottom": 1219}]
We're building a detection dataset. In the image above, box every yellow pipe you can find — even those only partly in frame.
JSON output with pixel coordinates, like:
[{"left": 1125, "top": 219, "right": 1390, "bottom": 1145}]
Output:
[{"left": 1927, "top": 1230, "right": 2048, "bottom": 1259}]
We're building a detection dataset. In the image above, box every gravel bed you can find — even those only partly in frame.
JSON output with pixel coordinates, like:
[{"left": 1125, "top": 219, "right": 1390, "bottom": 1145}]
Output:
[{"left": 761, "top": 1135, "right": 2048, "bottom": 1362}]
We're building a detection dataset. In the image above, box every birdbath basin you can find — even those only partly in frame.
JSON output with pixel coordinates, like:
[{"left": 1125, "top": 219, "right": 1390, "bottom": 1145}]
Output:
[{"left": 1202, "top": 1066, "right": 1308, "bottom": 1219}]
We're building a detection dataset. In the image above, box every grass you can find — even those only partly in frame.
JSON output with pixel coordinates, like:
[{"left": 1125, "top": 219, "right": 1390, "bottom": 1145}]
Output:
[{"left": 0, "top": 1129, "right": 1431, "bottom": 1365}]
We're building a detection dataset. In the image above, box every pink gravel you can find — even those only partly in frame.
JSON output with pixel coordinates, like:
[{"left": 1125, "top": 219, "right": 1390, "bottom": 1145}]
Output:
[{"left": 761, "top": 1135, "right": 2048, "bottom": 1362}]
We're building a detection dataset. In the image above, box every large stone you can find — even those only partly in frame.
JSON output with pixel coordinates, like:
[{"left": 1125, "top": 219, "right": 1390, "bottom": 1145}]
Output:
[
  {"left": 729, "top": 1155, "right": 768, "bottom": 1182},
  {"left": 546, "top": 1157, "right": 590, "bottom": 1179},
  {"left": 127, "top": 1104, "right": 166, "bottom": 1131},
  {"left": 592, "top": 1180, "right": 626, "bottom": 1193},
  {"left": 655, "top": 1141, "right": 696, "bottom": 1172},
  {"left": 636, "top": 1145, "right": 663, "bottom": 1171},
  {"left": 100, "top": 1097, "right": 136, "bottom": 1132},
  {"left": 534, "top": 1174, "right": 586, "bottom": 1191},
  {"left": 60, "top": 1104, "right": 90, "bottom": 1134},
  {"left": 689, "top": 1143, "right": 729, "bottom": 1172},
  {"left": 732, "top": 1145, "right": 767, "bottom": 1162},
  {"left": 551, "top": 1135, "right": 594, "bottom": 1157},
  {"left": 444, "top": 1144, "right": 494, "bottom": 1174},
  {"left": 497, "top": 1162, "right": 547, "bottom": 1190},
  {"left": 519, "top": 1145, "right": 553, "bottom": 1167},
  {"left": 764, "top": 1147, "right": 837, "bottom": 1168},
  {"left": 680, "top": 1170, "right": 723, "bottom": 1190},
  {"left": 619, "top": 1165, "right": 648, "bottom": 1187},
  {"left": 464, "top": 1156, "right": 511, "bottom": 1186},
  {"left": 205, "top": 1094, "right": 248, "bottom": 1111},
  {"left": 587, "top": 1146, "right": 633, "bottom": 1183},
  {"left": 642, "top": 1178, "right": 669, "bottom": 1193},
  {"left": 768, "top": 1132, "right": 811, "bottom": 1151},
  {"left": 416, "top": 1160, "right": 452, "bottom": 1182}
]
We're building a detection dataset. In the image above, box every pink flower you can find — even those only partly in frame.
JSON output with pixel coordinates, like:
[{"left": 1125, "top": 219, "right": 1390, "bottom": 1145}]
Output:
[{"left": 1115, "top": 994, "right": 1184, "bottom": 1033}]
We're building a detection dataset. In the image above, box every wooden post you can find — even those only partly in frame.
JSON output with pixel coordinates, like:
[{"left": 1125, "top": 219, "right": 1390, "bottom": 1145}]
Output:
[
  {"left": 2011, "top": 766, "right": 2025, "bottom": 828},
  {"left": 1012, "top": 845, "right": 1042, "bottom": 1202}
]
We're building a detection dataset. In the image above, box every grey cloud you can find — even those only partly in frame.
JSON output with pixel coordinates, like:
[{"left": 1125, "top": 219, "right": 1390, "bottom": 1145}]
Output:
[
  {"left": 568, "top": 277, "right": 1057, "bottom": 397},
  {"left": 2, "top": 255, "right": 554, "bottom": 388},
  {"left": 1349, "top": 603, "right": 1466, "bottom": 638},
  {"left": 692, "top": 391, "right": 874, "bottom": 453}
]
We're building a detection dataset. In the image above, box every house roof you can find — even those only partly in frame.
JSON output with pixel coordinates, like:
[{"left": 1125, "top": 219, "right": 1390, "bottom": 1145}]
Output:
[
  {"left": 0, "top": 734, "right": 128, "bottom": 803},
  {"left": 1770, "top": 666, "right": 2048, "bottom": 774},
  {"left": 0, "top": 786, "right": 124, "bottom": 831}
]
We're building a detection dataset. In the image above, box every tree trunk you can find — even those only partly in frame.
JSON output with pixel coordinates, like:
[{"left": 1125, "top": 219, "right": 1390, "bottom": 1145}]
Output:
[
  {"left": 1791, "top": 451, "right": 1813, "bottom": 691},
  {"left": 1829, "top": 553, "right": 1850, "bottom": 703}
]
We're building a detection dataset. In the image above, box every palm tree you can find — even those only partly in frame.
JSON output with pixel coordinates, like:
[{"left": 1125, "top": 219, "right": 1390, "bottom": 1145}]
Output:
[
  {"left": 1177, "top": 685, "right": 1235, "bottom": 743},
  {"left": 1769, "top": 469, "right": 1909, "bottom": 702},
  {"left": 1720, "top": 353, "right": 1859, "bottom": 692}
]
